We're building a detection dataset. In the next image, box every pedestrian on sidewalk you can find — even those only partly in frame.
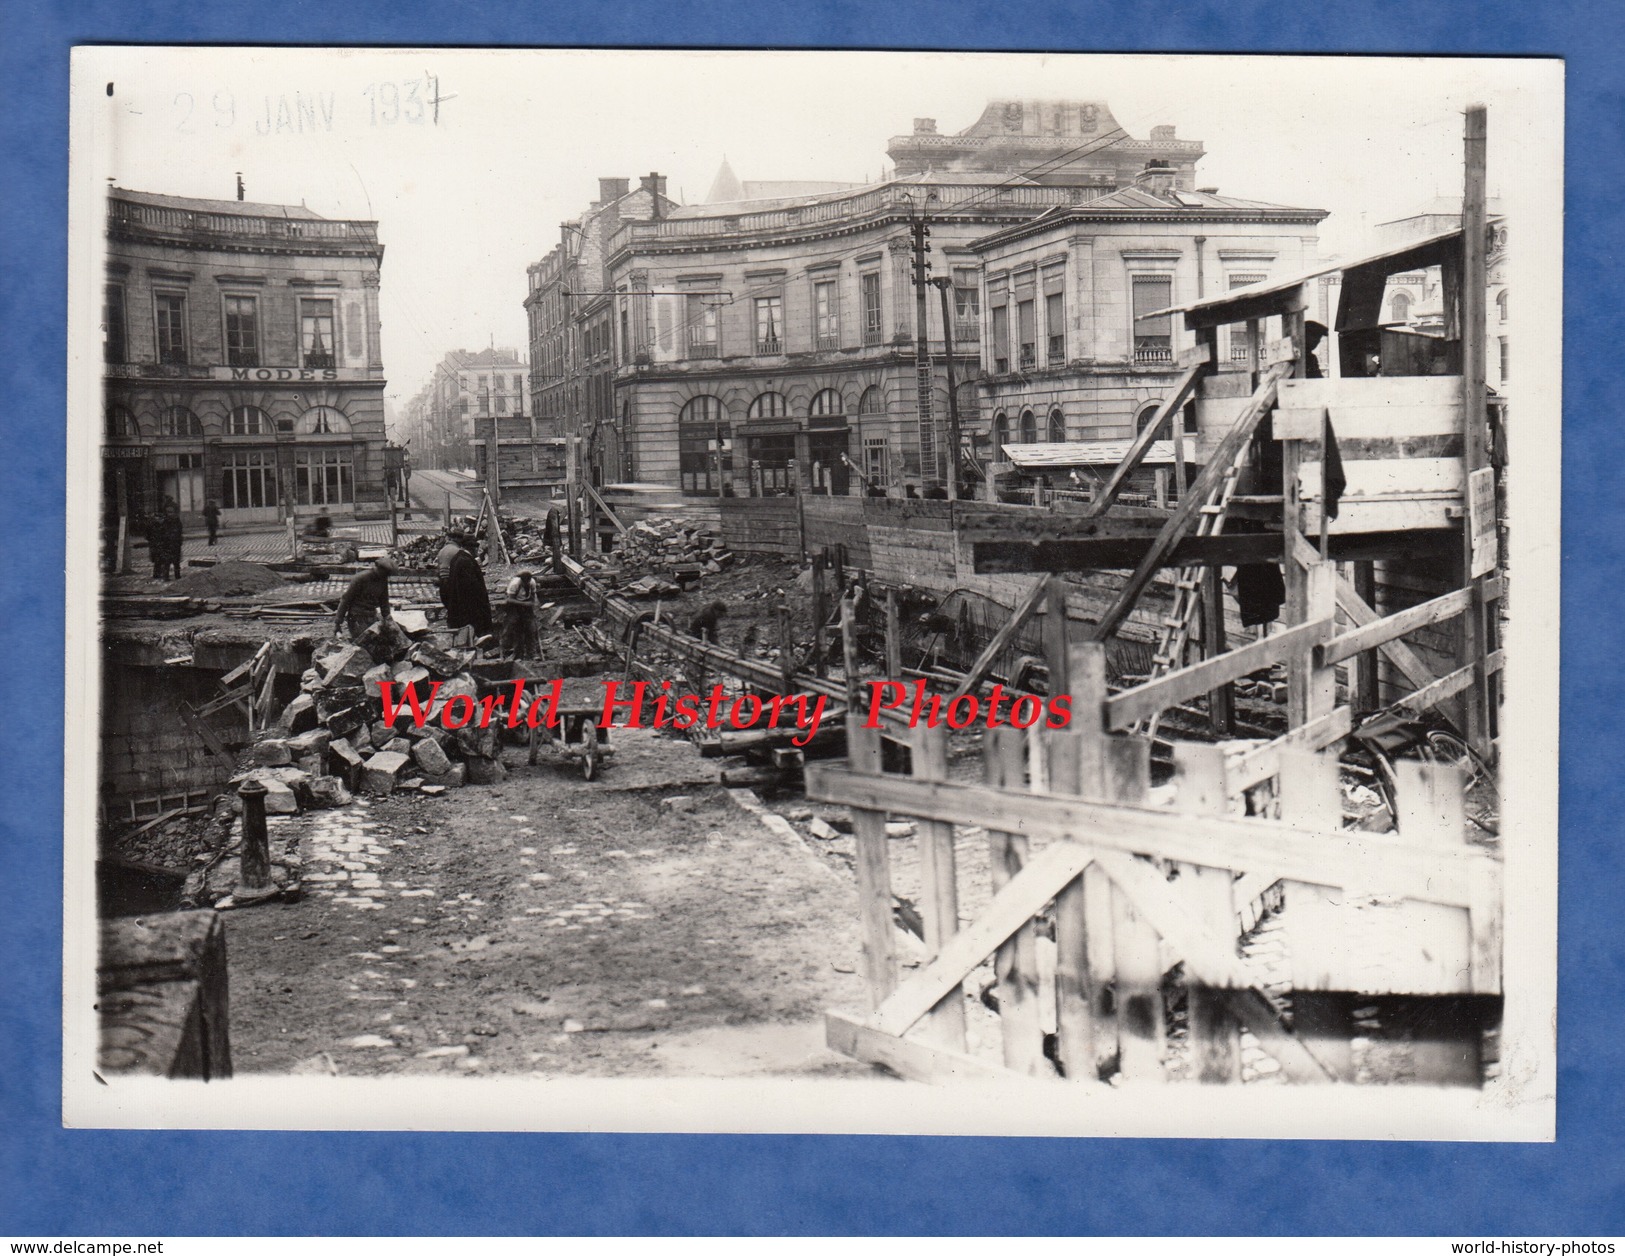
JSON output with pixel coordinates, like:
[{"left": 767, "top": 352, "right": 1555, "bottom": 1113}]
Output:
[
  {"left": 202, "top": 499, "right": 221, "bottom": 546},
  {"left": 437, "top": 529, "right": 493, "bottom": 644},
  {"left": 500, "top": 569, "right": 539, "bottom": 659},
  {"left": 151, "top": 499, "right": 183, "bottom": 580},
  {"left": 335, "top": 554, "right": 397, "bottom": 640}
]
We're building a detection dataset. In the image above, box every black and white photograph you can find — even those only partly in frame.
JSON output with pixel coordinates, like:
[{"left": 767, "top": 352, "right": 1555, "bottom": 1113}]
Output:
[{"left": 65, "top": 47, "right": 1561, "bottom": 1139}]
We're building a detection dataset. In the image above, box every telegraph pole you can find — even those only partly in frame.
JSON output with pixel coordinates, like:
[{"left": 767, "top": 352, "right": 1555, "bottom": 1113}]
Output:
[
  {"left": 931, "top": 277, "right": 962, "bottom": 500},
  {"left": 910, "top": 206, "right": 938, "bottom": 488}
]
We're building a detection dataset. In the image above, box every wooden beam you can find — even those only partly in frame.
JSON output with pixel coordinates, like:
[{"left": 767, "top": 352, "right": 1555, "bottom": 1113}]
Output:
[
  {"left": 824, "top": 1011, "right": 1029, "bottom": 1083},
  {"left": 1290, "top": 533, "right": 1440, "bottom": 693},
  {"left": 1105, "top": 617, "right": 1333, "bottom": 730},
  {"left": 1397, "top": 650, "right": 1505, "bottom": 717},
  {"left": 1084, "top": 358, "right": 1210, "bottom": 518},
  {"left": 805, "top": 767, "right": 1488, "bottom": 912},
  {"left": 947, "top": 578, "right": 1049, "bottom": 701},
  {"left": 955, "top": 509, "right": 1171, "bottom": 543},
  {"left": 1229, "top": 706, "right": 1355, "bottom": 793},
  {"left": 583, "top": 482, "right": 628, "bottom": 537},
  {"left": 1321, "top": 579, "right": 1503, "bottom": 667},
  {"left": 1091, "top": 361, "right": 1293, "bottom": 642},
  {"left": 870, "top": 839, "right": 1096, "bottom": 1038},
  {"left": 974, "top": 530, "right": 1458, "bottom": 574}
]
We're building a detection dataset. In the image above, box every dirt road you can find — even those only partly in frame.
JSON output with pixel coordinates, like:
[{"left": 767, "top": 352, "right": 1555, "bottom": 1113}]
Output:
[{"left": 223, "top": 727, "right": 875, "bottom": 1079}]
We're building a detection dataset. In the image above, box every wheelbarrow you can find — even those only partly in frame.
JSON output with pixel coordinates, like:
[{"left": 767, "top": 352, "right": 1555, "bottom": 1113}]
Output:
[{"left": 526, "top": 677, "right": 614, "bottom": 780}]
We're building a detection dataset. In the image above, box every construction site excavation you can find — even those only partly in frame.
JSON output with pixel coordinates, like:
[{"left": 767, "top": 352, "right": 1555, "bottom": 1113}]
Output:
[{"left": 83, "top": 88, "right": 1538, "bottom": 1124}]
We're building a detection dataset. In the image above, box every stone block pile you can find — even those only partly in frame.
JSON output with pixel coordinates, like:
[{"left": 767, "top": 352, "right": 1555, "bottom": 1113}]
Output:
[
  {"left": 585, "top": 516, "right": 734, "bottom": 592},
  {"left": 229, "top": 618, "right": 517, "bottom": 817}
]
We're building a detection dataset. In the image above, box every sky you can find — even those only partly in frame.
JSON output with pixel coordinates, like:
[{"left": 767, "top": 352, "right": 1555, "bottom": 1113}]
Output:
[{"left": 75, "top": 49, "right": 1559, "bottom": 433}]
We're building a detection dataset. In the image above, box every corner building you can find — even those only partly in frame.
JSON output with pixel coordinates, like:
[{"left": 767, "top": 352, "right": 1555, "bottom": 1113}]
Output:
[{"left": 101, "top": 188, "right": 388, "bottom": 528}]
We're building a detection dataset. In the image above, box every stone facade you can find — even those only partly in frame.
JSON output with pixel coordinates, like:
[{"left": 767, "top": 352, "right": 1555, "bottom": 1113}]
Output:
[
  {"left": 398, "top": 348, "right": 530, "bottom": 472},
  {"left": 967, "top": 180, "right": 1326, "bottom": 457},
  {"left": 102, "top": 188, "right": 388, "bottom": 527}
]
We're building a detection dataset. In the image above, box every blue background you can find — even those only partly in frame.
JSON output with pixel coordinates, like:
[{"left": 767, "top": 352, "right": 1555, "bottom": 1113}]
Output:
[{"left": 3, "top": 1, "right": 1620, "bottom": 1237}]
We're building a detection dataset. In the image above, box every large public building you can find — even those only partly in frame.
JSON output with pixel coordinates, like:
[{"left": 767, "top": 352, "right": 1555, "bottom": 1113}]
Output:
[
  {"left": 102, "top": 187, "right": 390, "bottom": 529},
  {"left": 523, "top": 100, "right": 1330, "bottom": 498}
]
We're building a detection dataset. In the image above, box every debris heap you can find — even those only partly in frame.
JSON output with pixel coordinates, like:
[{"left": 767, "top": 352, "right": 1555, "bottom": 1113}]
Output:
[{"left": 229, "top": 617, "right": 515, "bottom": 824}]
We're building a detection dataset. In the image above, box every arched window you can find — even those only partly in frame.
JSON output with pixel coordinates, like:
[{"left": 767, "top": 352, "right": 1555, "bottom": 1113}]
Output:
[
  {"left": 1496, "top": 289, "right": 1508, "bottom": 322},
  {"left": 1019, "top": 408, "right": 1037, "bottom": 444},
  {"left": 679, "top": 395, "right": 725, "bottom": 425},
  {"left": 299, "top": 406, "right": 351, "bottom": 435},
  {"left": 993, "top": 411, "right": 1009, "bottom": 458},
  {"left": 747, "top": 392, "right": 787, "bottom": 419},
  {"left": 229, "top": 405, "right": 268, "bottom": 436},
  {"left": 105, "top": 405, "right": 139, "bottom": 440},
  {"left": 809, "top": 388, "right": 844, "bottom": 417},
  {"left": 1389, "top": 291, "right": 1412, "bottom": 324},
  {"left": 1047, "top": 408, "right": 1066, "bottom": 443},
  {"left": 159, "top": 406, "right": 202, "bottom": 438},
  {"left": 857, "top": 386, "right": 884, "bottom": 416}
]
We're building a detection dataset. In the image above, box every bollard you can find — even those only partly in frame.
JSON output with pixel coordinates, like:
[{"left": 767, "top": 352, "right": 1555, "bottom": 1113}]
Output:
[{"left": 235, "top": 779, "right": 276, "bottom": 902}]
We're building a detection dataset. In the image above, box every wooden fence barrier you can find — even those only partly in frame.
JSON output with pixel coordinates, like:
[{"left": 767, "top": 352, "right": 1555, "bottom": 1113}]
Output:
[{"left": 807, "top": 632, "right": 1503, "bottom": 1086}]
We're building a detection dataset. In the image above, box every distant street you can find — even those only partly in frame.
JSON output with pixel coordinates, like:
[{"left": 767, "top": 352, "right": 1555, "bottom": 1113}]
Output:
[{"left": 409, "top": 468, "right": 481, "bottom": 515}]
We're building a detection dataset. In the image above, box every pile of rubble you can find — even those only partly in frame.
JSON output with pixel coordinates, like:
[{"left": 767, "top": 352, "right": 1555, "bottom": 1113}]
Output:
[
  {"left": 400, "top": 513, "right": 560, "bottom": 572},
  {"left": 229, "top": 615, "right": 515, "bottom": 819},
  {"left": 582, "top": 517, "right": 735, "bottom": 597}
]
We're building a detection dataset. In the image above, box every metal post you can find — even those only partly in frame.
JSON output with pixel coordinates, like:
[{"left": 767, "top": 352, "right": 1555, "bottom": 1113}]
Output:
[
  {"left": 933, "top": 277, "right": 962, "bottom": 499},
  {"left": 235, "top": 778, "right": 276, "bottom": 901}
]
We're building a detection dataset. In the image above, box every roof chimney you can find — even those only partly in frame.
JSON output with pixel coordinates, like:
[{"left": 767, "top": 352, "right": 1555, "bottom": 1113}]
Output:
[
  {"left": 598, "top": 177, "right": 631, "bottom": 203},
  {"left": 913, "top": 117, "right": 938, "bottom": 134},
  {"left": 1134, "top": 159, "right": 1178, "bottom": 197},
  {"left": 640, "top": 172, "right": 668, "bottom": 219}
]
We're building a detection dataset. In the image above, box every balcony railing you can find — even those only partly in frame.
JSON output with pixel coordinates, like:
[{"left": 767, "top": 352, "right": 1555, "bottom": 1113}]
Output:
[
  {"left": 955, "top": 319, "right": 980, "bottom": 344},
  {"left": 1018, "top": 344, "right": 1036, "bottom": 371},
  {"left": 109, "top": 198, "right": 379, "bottom": 245},
  {"left": 1047, "top": 335, "right": 1066, "bottom": 366},
  {"left": 304, "top": 351, "right": 336, "bottom": 369},
  {"left": 1133, "top": 339, "right": 1174, "bottom": 366},
  {"left": 757, "top": 336, "right": 782, "bottom": 355},
  {"left": 815, "top": 333, "right": 841, "bottom": 351},
  {"left": 688, "top": 342, "right": 720, "bottom": 360}
]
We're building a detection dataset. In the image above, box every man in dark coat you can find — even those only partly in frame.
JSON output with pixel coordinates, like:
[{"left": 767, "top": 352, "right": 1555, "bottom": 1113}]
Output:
[
  {"left": 438, "top": 530, "right": 493, "bottom": 641},
  {"left": 687, "top": 600, "right": 728, "bottom": 645},
  {"left": 150, "top": 500, "right": 184, "bottom": 580},
  {"left": 202, "top": 499, "right": 221, "bottom": 546}
]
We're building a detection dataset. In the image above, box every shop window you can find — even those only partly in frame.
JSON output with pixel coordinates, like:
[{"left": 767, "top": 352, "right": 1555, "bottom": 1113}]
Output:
[
  {"left": 221, "top": 451, "right": 277, "bottom": 509},
  {"left": 295, "top": 448, "right": 354, "bottom": 506}
]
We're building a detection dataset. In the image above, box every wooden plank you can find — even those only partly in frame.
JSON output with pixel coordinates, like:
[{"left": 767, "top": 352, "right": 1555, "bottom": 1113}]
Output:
[
  {"left": 1299, "top": 457, "right": 1464, "bottom": 498},
  {"left": 219, "top": 641, "right": 271, "bottom": 688},
  {"left": 846, "top": 718, "right": 898, "bottom": 1009},
  {"left": 583, "top": 483, "right": 628, "bottom": 536},
  {"left": 948, "top": 578, "right": 1048, "bottom": 702},
  {"left": 1396, "top": 650, "right": 1504, "bottom": 717},
  {"left": 1172, "top": 744, "right": 1242, "bottom": 1082},
  {"left": 1068, "top": 643, "right": 1119, "bottom": 1079},
  {"left": 1085, "top": 360, "right": 1209, "bottom": 519},
  {"left": 177, "top": 706, "right": 232, "bottom": 762},
  {"left": 1045, "top": 726, "right": 1095, "bottom": 1082},
  {"left": 1290, "top": 533, "right": 1440, "bottom": 693},
  {"left": 1468, "top": 857, "right": 1504, "bottom": 995},
  {"left": 955, "top": 508, "right": 1170, "bottom": 543},
  {"left": 1322, "top": 580, "right": 1501, "bottom": 667},
  {"left": 913, "top": 725, "right": 966, "bottom": 1051},
  {"left": 805, "top": 767, "right": 1489, "bottom": 912},
  {"left": 971, "top": 532, "right": 1286, "bottom": 573},
  {"left": 983, "top": 726, "right": 1048, "bottom": 1076},
  {"left": 870, "top": 836, "right": 1095, "bottom": 1040},
  {"left": 1229, "top": 706, "right": 1354, "bottom": 794},
  {"left": 1090, "top": 361, "right": 1292, "bottom": 641},
  {"left": 1274, "top": 401, "right": 1463, "bottom": 442},
  {"left": 824, "top": 1010, "right": 1026, "bottom": 1084},
  {"left": 1105, "top": 617, "right": 1333, "bottom": 730}
]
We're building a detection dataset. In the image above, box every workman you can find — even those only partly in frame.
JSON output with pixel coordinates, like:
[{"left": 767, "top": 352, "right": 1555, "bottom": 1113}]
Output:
[
  {"left": 202, "top": 499, "right": 221, "bottom": 547},
  {"left": 150, "top": 499, "right": 184, "bottom": 581},
  {"left": 438, "top": 529, "right": 493, "bottom": 642},
  {"left": 335, "top": 554, "right": 397, "bottom": 640},
  {"left": 687, "top": 599, "right": 728, "bottom": 645},
  {"left": 500, "top": 569, "right": 540, "bottom": 659}
]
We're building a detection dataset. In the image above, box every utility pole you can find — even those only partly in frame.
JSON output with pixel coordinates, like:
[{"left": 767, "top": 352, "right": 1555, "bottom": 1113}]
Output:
[
  {"left": 1459, "top": 103, "right": 1494, "bottom": 758},
  {"left": 931, "top": 277, "right": 962, "bottom": 500},
  {"left": 909, "top": 203, "right": 938, "bottom": 488}
]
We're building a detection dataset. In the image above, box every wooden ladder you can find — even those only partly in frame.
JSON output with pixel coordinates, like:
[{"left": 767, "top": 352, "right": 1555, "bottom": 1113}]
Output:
[{"left": 1139, "top": 442, "right": 1250, "bottom": 736}]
